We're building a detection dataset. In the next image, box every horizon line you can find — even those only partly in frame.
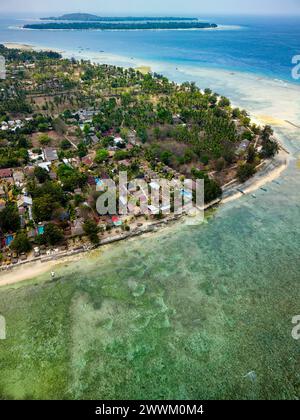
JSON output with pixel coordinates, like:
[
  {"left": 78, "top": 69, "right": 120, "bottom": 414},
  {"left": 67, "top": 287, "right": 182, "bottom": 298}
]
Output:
[{"left": 1, "top": 12, "right": 300, "bottom": 17}]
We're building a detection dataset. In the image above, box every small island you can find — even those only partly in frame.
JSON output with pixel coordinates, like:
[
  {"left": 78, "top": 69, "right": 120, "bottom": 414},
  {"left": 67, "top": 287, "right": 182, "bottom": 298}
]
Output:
[{"left": 24, "top": 14, "right": 218, "bottom": 30}]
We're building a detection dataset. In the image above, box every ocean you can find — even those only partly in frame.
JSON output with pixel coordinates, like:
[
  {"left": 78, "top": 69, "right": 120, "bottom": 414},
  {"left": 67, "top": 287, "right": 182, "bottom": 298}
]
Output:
[
  {"left": 0, "top": 14, "right": 299, "bottom": 399},
  {"left": 1, "top": 15, "right": 300, "bottom": 83}
]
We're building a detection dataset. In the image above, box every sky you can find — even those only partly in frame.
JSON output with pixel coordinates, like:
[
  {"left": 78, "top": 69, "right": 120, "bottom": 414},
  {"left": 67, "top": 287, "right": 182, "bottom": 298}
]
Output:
[{"left": 1, "top": 0, "right": 300, "bottom": 16}]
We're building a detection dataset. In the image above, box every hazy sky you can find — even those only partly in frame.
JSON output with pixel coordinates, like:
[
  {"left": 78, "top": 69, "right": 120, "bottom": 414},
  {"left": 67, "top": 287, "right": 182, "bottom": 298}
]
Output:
[{"left": 2, "top": 0, "right": 300, "bottom": 16}]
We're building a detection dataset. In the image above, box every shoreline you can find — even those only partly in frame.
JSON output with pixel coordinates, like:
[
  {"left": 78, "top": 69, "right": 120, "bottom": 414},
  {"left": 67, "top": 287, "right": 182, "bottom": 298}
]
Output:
[
  {"left": 4, "top": 41, "right": 300, "bottom": 88},
  {"left": 0, "top": 42, "right": 291, "bottom": 287},
  {"left": 221, "top": 149, "right": 288, "bottom": 203},
  {"left": 0, "top": 215, "right": 191, "bottom": 287},
  {"left": 3, "top": 42, "right": 66, "bottom": 54}
]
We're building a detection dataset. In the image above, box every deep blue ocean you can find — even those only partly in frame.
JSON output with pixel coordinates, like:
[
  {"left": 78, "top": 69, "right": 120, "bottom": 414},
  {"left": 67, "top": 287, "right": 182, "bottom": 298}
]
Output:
[{"left": 0, "top": 14, "right": 300, "bottom": 83}]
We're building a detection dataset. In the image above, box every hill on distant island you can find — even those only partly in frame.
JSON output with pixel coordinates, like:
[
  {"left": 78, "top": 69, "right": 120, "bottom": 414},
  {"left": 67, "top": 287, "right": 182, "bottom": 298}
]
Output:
[
  {"left": 42, "top": 13, "right": 102, "bottom": 21},
  {"left": 41, "top": 13, "right": 199, "bottom": 22}
]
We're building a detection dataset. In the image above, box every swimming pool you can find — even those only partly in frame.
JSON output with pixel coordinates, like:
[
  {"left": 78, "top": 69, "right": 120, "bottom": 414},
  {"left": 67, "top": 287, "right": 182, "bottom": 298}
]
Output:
[{"left": 37, "top": 226, "right": 45, "bottom": 235}]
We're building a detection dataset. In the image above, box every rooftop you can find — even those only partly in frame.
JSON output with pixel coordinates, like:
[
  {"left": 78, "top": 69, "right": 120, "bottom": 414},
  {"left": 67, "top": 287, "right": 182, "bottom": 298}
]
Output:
[{"left": 44, "top": 148, "right": 58, "bottom": 162}]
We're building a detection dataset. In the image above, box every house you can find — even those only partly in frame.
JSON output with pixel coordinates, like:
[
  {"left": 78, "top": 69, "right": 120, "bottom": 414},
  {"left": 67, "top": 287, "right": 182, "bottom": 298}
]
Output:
[
  {"left": 100, "top": 172, "right": 110, "bottom": 180},
  {"left": 112, "top": 216, "right": 123, "bottom": 227},
  {"left": 87, "top": 176, "right": 96, "bottom": 186},
  {"left": 149, "top": 181, "right": 160, "bottom": 191},
  {"left": 63, "top": 158, "right": 73, "bottom": 168},
  {"left": 95, "top": 178, "right": 106, "bottom": 192},
  {"left": 236, "top": 140, "right": 251, "bottom": 155},
  {"left": 13, "top": 170, "right": 25, "bottom": 186},
  {"left": 91, "top": 135, "right": 100, "bottom": 145},
  {"left": 71, "top": 157, "right": 81, "bottom": 167},
  {"left": 119, "top": 195, "right": 127, "bottom": 207},
  {"left": 127, "top": 130, "right": 137, "bottom": 145},
  {"left": 128, "top": 202, "right": 141, "bottom": 216},
  {"left": 0, "top": 168, "right": 13, "bottom": 179},
  {"left": 0, "top": 185, "right": 5, "bottom": 198},
  {"left": 44, "top": 148, "right": 58, "bottom": 162},
  {"left": 34, "top": 247, "right": 40, "bottom": 257},
  {"left": 148, "top": 205, "right": 159, "bottom": 215},
  {"left": 59, "top": 211, "right": 70, "bottom": 222},
  {"left": 118, "top": 160, "right": 131, "bottom": 168},
  {"left": 2, "top": 120, "right": 23, "bottom": 132},
  {"left": 17, "top": 195, "right": 33, "bottom": 208},
  {"left": 71, "top": 218, "right": 84, "bottom": 236},
  {"left": 28, "top": 150, "right": 44, "bottom": 162},
  {"left": 18, "top": 195, "right": 33, "bottom": 218},
  {"left": 1, "top": 122, "right": 8, "bottom": 131},
  {"left": 82, "top": 156, "right": 94, "bottom": 167},
  {"left": 74, "top": 109, "right": 97, "bottom": 122},
  {"left": 5, "top": 234, "right": 14, "bottom": 247},
  {"left": 113, "top": 137, "right": 126, "bottom": 148},
  {"left": 18, "top": 207, "right": 26, "bottom": 216},
  {"left": 38, "top": 162, "right": 51, "bottom": 172}
]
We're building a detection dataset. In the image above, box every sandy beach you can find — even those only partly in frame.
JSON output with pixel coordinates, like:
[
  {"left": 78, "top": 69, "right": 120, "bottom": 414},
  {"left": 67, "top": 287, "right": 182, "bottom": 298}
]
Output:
[
  {"left": 3, "top": 42, "right": 65, "bottom": 54},
  {"left": 0, "top": 260, "right": 58, "bottom": 287},
  {"left": 222, "top": 149, "right": 289, "bottom": 204},
  {"left": 3, "top": 42, "right": 34, "bottom": 50}
]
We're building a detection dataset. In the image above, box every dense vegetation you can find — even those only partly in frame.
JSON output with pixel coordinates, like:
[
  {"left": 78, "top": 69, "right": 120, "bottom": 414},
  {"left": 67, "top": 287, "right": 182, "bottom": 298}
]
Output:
[
  {"left": 24, "top": 22, "right": 218, "bottom": 30},
  {"left": 0, "top": 44, "right": 279, "bottom": 257},
  {"left": 0, "top": 44, "right": 61, "bottom": 62}
]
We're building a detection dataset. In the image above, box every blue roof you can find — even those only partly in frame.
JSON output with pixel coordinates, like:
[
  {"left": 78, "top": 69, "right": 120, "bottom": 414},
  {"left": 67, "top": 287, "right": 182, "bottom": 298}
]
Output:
[{"left": 6, "top": 235, "right": 14, "bottom": 246}]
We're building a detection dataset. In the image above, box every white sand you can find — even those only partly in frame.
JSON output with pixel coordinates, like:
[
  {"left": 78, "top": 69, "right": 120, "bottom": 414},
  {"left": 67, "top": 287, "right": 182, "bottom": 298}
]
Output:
[
  {"left": 0, "top": 260, "right": 57, "bottom": 287},
  {"left": 3, "top": 42, "right": 65, "bottom": 54},
  {"left": 222, "top": 152, "right": 289, "bottom": 204},
  {"left": 3, "top": 42, "right": 34, "bottom": 50}
]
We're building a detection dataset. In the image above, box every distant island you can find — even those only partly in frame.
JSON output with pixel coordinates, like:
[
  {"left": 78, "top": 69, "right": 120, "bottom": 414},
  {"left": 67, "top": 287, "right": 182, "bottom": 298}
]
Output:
[
  {"left": 24, "top": 21, "right": 218, "bottom": 31},
  {"left": 41, "top": 13, "right": 199, "bottom": 22},
  {"left": 24, "top": 14, "right": 217, "bottom": 30}
]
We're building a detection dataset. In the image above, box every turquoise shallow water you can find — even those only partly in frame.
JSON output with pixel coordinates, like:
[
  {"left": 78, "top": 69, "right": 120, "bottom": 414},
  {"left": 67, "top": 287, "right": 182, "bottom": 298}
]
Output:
[
  {"left": 2, "top": 156, "right": 299, "bottom": 398},
  {"left": 0, "top": 15, "right": 300, "bottom": 399},
  {"left": 1, "top": 15, "right": 300, "bottom": 83},
  {"left": 0, "top": 88, "right": 299, "bottom": 399}
]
